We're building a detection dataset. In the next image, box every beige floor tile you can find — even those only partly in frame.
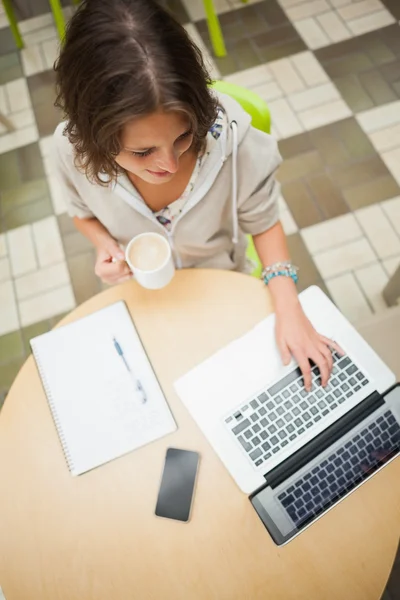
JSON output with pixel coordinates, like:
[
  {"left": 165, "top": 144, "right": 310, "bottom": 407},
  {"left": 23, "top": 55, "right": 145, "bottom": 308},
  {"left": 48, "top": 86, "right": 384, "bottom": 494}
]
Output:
[
  {"left": 280, "top": 208, "right": 298, "bottom": 235},
  {"left": 19, "top": 284, "right": 75, "bottom": 327},
  {"left": 268, "top": 99, "right": 303, "bottom": 138},
  {"left": 7, "top": 224, "right": 37, "bottom": 277},
  {"left": 42, "top": 38, "right": 60, "bottom": 71},
  {"left": 286, "top": 0, "right": 330, "bottom": 20},
  {"left": 288, "top": 82, "right": 339, "bottom": 112},
  {"left": 381, "top": 197, "right": 400, "bottom": 236},
  {"left": 268, "top": 58, "right": 306, "bottom": 94},
  {"left": 5, "top": 78, "right": 31, "bottom": 112},
  {"left": 369, "top": 123, "right": 400, "bottom": 153},
  {"left": 294, "top": 17, "right": 330, "bottom": 49},
  {"left": 326, "top": 273, "right": 373, "bottom": 322},
  {"left": 299, "top": 99, "right": 352, "bottom": 130},
  {"left": 291, "top": 51, "right": 328, "bottom": 86},
  {"left": 355, "top": 262, "right": 389, "bottom": 312},
  {"left": 381, "top": 148, "right": 400, "bottom": 186},
  {"left": 0, "top": 257, "right": 11, "bottom": 282},
  {"left": 0, "top": 280, "right": 19, "bottom": 335},
  {"left": 301, "top": 213, "right": 362, "bottom": 254},
  {"left": 32, "top": 216, "right": 65, "bottom": 267},
  {"left": 337, "top": 0, "right": 384, "bottom": 20},
  {"left": 19, "top": 13, "right": 53, "bottom": 34},
  {"left": 23, "top": 25, "right": 57, "bottom": 47},
  {"left": 252, "top": 81, "right": 283, "bottom": 102},
  {"left": 347, "top": 9, "right": 394, "bottom": 35},
  {"left": 0, "top": 234, "right": 7, "bottom": 258},
  {"left": 224, "top": 64, "right": 272, "bottom": 88},
  {"left": 357, "top": 101, "right": 400, "bottom": 134},
  {"left": 15, "top": 262, "right": 71, "bottom": 301},
  {"left": 317, "top": 11, "right": 351, "bottom": 42},
  {"left": 313, "top": 238, "right": 377, "bottom": 278},
  {"left": 383, "top": 255, "right": 400, "bottom": 277},
  {"left": 21, "top": 44, "right": 46, "bottom": 77},
  {"left": 355, "top": 204, "right": 400, "bottom": 259}
]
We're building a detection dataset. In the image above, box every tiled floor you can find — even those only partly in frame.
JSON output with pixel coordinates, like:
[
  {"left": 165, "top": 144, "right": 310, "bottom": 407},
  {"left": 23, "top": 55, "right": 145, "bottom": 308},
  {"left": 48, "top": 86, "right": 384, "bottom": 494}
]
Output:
[
  {"left": 1, "top": 1, "right": 400, "bottom": 592},
  {"left": 0, "top": 0, "right": 399, "bottom": 409}
]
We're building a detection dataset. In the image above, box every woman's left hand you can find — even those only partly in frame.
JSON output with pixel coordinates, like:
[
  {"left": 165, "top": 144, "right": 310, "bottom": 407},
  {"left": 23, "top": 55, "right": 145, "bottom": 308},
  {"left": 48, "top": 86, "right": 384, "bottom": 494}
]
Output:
[{"left": 275, "top": 300, "right": 343, "bottom": 392}]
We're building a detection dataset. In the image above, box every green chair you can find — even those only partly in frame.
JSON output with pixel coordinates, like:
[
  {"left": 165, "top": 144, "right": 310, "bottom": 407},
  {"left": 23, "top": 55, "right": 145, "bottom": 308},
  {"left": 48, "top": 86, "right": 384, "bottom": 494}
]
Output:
[
  {"left": 204, "top": 0, "right": 248, "bottom": 58},
  {"left": 212, "top": 80, "right": 272, "bottom": 278},
  {"left": 1, "top": 0, "right": 79, "bottom": 48}
]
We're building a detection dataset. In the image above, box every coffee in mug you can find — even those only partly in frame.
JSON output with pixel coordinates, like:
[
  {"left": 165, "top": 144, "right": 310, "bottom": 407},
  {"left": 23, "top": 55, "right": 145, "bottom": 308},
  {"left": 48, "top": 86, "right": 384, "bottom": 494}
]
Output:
[{"left": 125, "top": 232, "right": 175, "bottom": 290}]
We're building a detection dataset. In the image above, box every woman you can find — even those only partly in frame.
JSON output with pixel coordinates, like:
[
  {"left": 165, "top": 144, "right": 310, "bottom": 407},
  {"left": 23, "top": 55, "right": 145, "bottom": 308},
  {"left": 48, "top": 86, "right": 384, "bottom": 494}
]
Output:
[{"left": 54, "top": 0, "right": 340, "bottom": 390}]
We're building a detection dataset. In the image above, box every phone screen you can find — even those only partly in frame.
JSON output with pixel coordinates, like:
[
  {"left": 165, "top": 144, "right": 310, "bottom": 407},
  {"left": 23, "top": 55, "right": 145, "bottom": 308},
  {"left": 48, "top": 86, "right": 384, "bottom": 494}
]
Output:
[{"left": 155, "top": 448, "right": 199, "bottom": 522}]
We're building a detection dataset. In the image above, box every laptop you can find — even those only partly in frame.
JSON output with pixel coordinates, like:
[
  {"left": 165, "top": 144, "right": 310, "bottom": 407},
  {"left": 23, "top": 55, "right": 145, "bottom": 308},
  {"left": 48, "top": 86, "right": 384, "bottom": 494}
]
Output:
[{"left": 175, "top": 286, "right": 399, "bottom": 545}]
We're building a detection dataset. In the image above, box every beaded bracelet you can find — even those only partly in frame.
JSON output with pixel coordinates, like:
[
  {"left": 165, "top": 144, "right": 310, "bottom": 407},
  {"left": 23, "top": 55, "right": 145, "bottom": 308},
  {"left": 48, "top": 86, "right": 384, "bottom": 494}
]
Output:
[{"left": 262, "top": 261, "right": 299, "bottom": 286}]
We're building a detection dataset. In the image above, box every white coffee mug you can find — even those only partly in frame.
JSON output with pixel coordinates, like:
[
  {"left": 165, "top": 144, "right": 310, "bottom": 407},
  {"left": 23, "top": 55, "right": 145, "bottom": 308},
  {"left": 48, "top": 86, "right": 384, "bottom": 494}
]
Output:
[{"left": 125, "top": 232, "right": 175, "bottom": 290}]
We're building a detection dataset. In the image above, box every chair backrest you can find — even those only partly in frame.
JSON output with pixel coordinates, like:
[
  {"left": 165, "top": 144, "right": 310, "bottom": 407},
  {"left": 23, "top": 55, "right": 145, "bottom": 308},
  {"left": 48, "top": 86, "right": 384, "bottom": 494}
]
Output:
[{"left": 211, "top": 80, "right": 271, "bottom": 135}]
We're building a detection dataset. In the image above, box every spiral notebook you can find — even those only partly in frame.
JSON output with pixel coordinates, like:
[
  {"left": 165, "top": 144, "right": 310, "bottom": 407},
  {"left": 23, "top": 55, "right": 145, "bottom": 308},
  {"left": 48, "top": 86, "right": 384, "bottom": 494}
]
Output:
[{"left": 31, "top": 301, "right": 176, "bottom": 475}]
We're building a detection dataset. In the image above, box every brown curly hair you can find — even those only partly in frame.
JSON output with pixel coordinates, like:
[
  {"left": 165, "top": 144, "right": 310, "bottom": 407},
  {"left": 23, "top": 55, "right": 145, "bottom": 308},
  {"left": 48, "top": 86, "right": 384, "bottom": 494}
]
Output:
[{"left": 55, "top": 0, "right": 218, "bottom": 185}]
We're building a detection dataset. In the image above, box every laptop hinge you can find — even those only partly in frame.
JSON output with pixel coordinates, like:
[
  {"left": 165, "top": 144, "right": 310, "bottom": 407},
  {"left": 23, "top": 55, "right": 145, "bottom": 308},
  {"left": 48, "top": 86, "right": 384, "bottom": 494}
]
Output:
[{"left": 264, "top": 391, "right": 384, "bottom": 489}]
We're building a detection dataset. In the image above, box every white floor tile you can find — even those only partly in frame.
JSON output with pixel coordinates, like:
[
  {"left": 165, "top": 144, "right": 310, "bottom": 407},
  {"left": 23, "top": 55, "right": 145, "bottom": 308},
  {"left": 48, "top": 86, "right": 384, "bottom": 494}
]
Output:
[
  {"left": 301, "top": 213, "right": 363, "bottom": 254},
  {"left": 21, "top": 44, "right": 46, "bottom": 77},
  {"left": 381, "top": 148, "right": 400, "bottom": 186},
  {"left": 280, "top": 208, "right": 298, "bottom": 235},
  {"left": 268, "top": 58, "right": 306, "bottom": 94},
  {"left": 19, "top": 12, "right": 53, "bottom": 34},
  {"left": 0, "top": 257, "right": 10, "bottom": 282},
  {"left": 294, "top": 17, "right": 331, "bottom": 49},
  {"left": 291, "top": 51, "right": 328, "bottom": 86},
  {"left": 19, "top": 284, "right": 76, "bottom": 327},
  {"left": 286, "top": 0, "right": 330, "bottom": 20},
  {"left": 0, "top": 234, "right": 7, "bottom": 258},
  {"left": 32, "top": 216, "right": 65, "bottom": 268},
  {"left": 317, "top": 11, "right": 351, "bottom": 42},
  {"left": 299, "top": 99, "right": 352, "bottom": 130},
  {"left": 280, "top": 0, "right": 309, "bottom": 6},
  {"left": 224, "top": 64, "right": 272, "bottom": 88},
  {"left": 347, "top": 9, "right": 394, "bottom": 35},
  {"left": 355, "top": 262, "right": 389, "bottom": 312},
  {"left": 0, "top": 126, "right": 39, "bottom": 155},
  {"left": 381, "top": 196, "right": 400, "bottom": 236},
  {"left": 288, "top": 82, "right": 339, "bottom": 111},
  {"left": 7, "top": 225, "right": 37, "bottom": 278},
  {"left": 357, "top": 101, "right": 400, "bottom": 133},
  {"left": 268, "top": 99, "right": 303, "bottom": 138},
  {"left": 326, "top": 272, "right": 372, "bottom": 322},
  {"left": 383, "top": 255, "right": 400, "bottom": 277},
  {"left": 313, "top": 238, "right": 376, "bottom": 278},
  {"left": 23, "top": 25, "right": 57, "bottom": 47},
  {"left": 252, "top": 81, "right": 283, "bottom": 102},
  {"left": 0, "top": 87, "right": 9, "bottom": 115},
  {"left": 338, "top": 0, "right": 384, "bottom": 20},
  {"left": 42, "top": 38, "right": 60, "bottom": 71},
  {"left": 181, "top": 0, "right": 210, "bottom": 20},
  {"left": 369, "top": 123, "right": 400, "bottom": 153},
  {"left": 47, "top": 175, "right": 68, "bottom": 215},
  {"left": 355, "top": 204, "right": 400, "bottom": 258},
  {"left": 5, "top": 79, "right": 31, "bottom": 113},
  {"left": 9, "top": 108, "right": 35, "bottom": 130},
  {"left": 15, "top": 262, "right": 70, "bottom": 300},
  {"left": 0, "top": 13, "right": 8, "bottom": 29},
  {"left": 0, "top": 280, "right": 19, "bottom": 336}
]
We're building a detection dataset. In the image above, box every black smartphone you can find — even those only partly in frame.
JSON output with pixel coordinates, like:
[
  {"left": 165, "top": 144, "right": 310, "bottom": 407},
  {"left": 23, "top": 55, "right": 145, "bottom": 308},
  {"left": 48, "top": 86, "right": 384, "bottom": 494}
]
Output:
[{"left": 155, "top": 448, "right": 200, "bottom": 522}]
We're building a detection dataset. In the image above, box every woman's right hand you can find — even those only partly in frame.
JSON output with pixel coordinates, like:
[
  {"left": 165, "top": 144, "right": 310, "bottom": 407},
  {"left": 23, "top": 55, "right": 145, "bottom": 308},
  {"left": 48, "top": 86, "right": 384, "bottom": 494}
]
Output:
[{"left": 94, "top": 238, "right": 132, "bottom": 284}]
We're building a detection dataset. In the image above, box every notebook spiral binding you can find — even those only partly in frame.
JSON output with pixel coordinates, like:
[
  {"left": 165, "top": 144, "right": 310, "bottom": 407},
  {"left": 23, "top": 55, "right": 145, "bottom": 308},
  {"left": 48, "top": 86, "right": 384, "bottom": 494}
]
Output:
[{"left": 32, "top": 343, "right": 75, "bottom": 473}]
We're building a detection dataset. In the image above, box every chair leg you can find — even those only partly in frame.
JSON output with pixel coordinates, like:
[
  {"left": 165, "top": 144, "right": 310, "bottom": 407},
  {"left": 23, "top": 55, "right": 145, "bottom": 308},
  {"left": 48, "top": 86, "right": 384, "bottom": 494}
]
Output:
[
  {"left": 2, "top": 0, "right": 24, "bottom": 49},
  {"left": 203, "top": 0, "right": 227, "bottom": 58},
  {"left": 48, "top": 0, "right": 66, "bottom": 41}
]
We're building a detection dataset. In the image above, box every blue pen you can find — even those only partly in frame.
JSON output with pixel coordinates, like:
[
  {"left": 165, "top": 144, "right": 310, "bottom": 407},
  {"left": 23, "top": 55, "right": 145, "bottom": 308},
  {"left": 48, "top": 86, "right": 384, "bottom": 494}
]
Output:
[{"left": 113, "top": 337, "right": 147, "bottom": 403}]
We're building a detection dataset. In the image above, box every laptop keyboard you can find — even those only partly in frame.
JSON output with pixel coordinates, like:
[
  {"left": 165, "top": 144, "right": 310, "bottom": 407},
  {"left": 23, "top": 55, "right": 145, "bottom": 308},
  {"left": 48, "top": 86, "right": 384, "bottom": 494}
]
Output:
[
  {"left": 225, "top": 352, "right": 369, "bottom": 468},
  {"left": 277, "top": 410, "right": 400, "bottom": 528}
]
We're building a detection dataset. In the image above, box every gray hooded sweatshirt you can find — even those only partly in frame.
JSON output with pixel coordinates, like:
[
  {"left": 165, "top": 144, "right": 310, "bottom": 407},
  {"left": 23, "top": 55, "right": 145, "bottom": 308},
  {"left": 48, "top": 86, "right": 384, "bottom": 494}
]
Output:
[{"left": 53, "top": 93, "right": 282, "bottom": 273}]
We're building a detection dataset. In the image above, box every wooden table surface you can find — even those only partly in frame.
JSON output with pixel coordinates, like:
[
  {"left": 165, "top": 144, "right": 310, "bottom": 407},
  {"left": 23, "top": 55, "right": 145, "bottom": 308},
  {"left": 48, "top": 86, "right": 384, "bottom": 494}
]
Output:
[{"left": 0, "top": 270, "right": 399, "bottom": 600}]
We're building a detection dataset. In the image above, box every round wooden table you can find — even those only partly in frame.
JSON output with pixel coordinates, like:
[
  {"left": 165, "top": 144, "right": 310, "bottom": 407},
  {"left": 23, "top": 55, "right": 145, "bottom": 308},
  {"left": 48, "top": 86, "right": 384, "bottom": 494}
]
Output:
[{"left": 0, "top": 270, "right": 399, "bottom": 600}]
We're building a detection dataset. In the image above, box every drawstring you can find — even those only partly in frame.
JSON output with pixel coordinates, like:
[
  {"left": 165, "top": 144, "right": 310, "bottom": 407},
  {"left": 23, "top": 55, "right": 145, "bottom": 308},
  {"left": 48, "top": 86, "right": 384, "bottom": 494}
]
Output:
[{"left": 230, "top": 120, "right": 239, "bottom": 245}]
